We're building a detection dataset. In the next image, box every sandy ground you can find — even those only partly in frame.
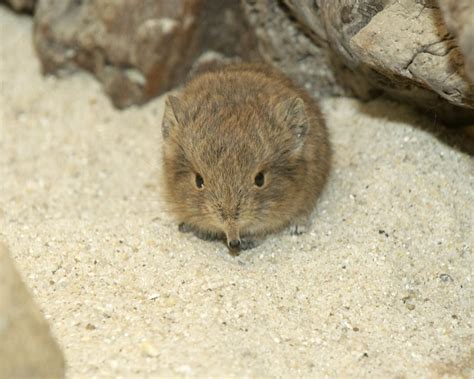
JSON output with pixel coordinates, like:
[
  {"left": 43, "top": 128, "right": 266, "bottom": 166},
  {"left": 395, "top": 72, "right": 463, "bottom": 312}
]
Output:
[{"left": 1, "top": 7, "right": 473, "bottom": 378}]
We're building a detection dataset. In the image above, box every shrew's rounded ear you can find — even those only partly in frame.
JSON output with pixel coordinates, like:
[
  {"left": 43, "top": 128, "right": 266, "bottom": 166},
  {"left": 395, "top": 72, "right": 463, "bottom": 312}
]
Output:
[
  {"left": 275, "top": 96, "right": 309, "bottom": 149},
  {"left": 162, "top": 95, "right": 186, "bottom": 139}
]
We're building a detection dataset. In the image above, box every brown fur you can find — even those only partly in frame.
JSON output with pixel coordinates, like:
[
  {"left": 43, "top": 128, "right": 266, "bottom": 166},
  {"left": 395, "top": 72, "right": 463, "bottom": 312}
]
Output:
[{"left": 161, "top": 63, "right": 331, "bottom": 252}]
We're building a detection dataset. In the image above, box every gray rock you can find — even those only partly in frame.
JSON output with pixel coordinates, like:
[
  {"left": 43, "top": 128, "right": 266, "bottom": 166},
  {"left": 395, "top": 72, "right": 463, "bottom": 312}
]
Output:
[
  {"left": 349, "top": 1, "right": 473, "bottom": 106},
  {"left": 241, "top": 0, "right": 347, "bottom": 99},
  {"left": 241, "top": 0, "right": 474, "bottom": 126},
  {"left": 30, "top": 0, "right": 474, "bottom": 125},
  {"left": 33, "top": 0, "right": 258, "bottom": 109},
  {"left": 0, "top": 243, "right": 65, "bottom": 379},
  {"left": 1, "top": 0, "right": 36, "bottom": 13},
  {"left": 438, "top": 0, "right": 474, "bottom": 82}
]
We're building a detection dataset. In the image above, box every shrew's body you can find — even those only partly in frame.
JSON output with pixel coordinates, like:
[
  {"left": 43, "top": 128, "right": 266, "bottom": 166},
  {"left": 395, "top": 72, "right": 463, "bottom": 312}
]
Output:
[{"left": 161, "top": 64, "right": 331, "bottom": 253}]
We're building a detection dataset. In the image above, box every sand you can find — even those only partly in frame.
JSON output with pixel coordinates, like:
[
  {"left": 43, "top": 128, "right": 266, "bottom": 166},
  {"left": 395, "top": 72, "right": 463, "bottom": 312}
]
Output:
[{"left": 1, "top": 7, "right": 473, "bottom": 378}]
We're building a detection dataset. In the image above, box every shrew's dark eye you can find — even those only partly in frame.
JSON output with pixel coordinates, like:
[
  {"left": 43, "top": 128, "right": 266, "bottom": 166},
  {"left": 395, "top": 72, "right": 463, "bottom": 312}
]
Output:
[
  {"left": 254, "top": 172, "right": 265, "bottom": 187},
  {"left": 195, "top": 173, "right": 204, "bottom": 189}
]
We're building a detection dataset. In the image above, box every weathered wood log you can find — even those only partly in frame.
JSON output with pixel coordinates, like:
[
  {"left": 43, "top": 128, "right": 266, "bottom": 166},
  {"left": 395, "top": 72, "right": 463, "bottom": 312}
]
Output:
[
  {"left": 242, "top": 0, "right": 474, "bottom": 126},
  {"left": 33, "top": 0, "right": 258, "bottom": 109}
]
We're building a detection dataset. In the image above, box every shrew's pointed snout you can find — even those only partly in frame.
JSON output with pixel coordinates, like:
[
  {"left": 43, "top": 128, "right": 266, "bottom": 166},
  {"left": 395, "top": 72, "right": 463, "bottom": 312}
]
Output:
[
  {"left": 228, "top": 239, "right": 241, "bottom": 250},
  {"left": 223, "top": 222, "right": 240, "bottom": 252}
]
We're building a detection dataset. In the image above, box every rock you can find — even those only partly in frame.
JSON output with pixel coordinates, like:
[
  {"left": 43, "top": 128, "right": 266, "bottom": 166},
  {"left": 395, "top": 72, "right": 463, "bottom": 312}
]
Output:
[
  {"left": 241, "top": 0, "right": 474, "bottom": 126},
  {"left": 438, "top": 0, "right": 474, "bottom": 82},
  {"left": 1, "top": 0, "right": 36, "bottom": 13},
  {"left": 241, "top": 0, "right": 347, "bottom": 99},
  {"left": 349, "top": 1, "right": 473, "bottom": 106},
  {"left": 0, "top": 243, "right": 65, "bottom": 379},
  {"left": 31, "top": 0, "right": 474, "bottom": 125},
  {"left": 33, "top": 0, "right": 258, "bottom": 109},
  {"left": 346, "top": 0, "right": 474, "bottom": 124}
]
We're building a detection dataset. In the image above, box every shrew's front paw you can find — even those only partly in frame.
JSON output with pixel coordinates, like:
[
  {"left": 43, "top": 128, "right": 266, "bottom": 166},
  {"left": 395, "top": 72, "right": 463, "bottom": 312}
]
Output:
[
  {"left": 289, "top": 223, "right": 307, "bottom": 235},
  {"left": 178, "top": 223, "right": 193, "bottom": 233},
  {"left": 289, "top": 215, "right": 311, "bottom": 236},
  {"left": 240, "top": 238, "right": 260, "bottom": 250}
]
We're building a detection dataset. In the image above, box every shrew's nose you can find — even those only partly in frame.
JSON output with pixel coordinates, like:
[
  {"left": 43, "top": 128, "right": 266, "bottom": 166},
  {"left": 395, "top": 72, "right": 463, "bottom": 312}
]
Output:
[{"left": 228, "top": 239, "right": 241, "bottom": 250}]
